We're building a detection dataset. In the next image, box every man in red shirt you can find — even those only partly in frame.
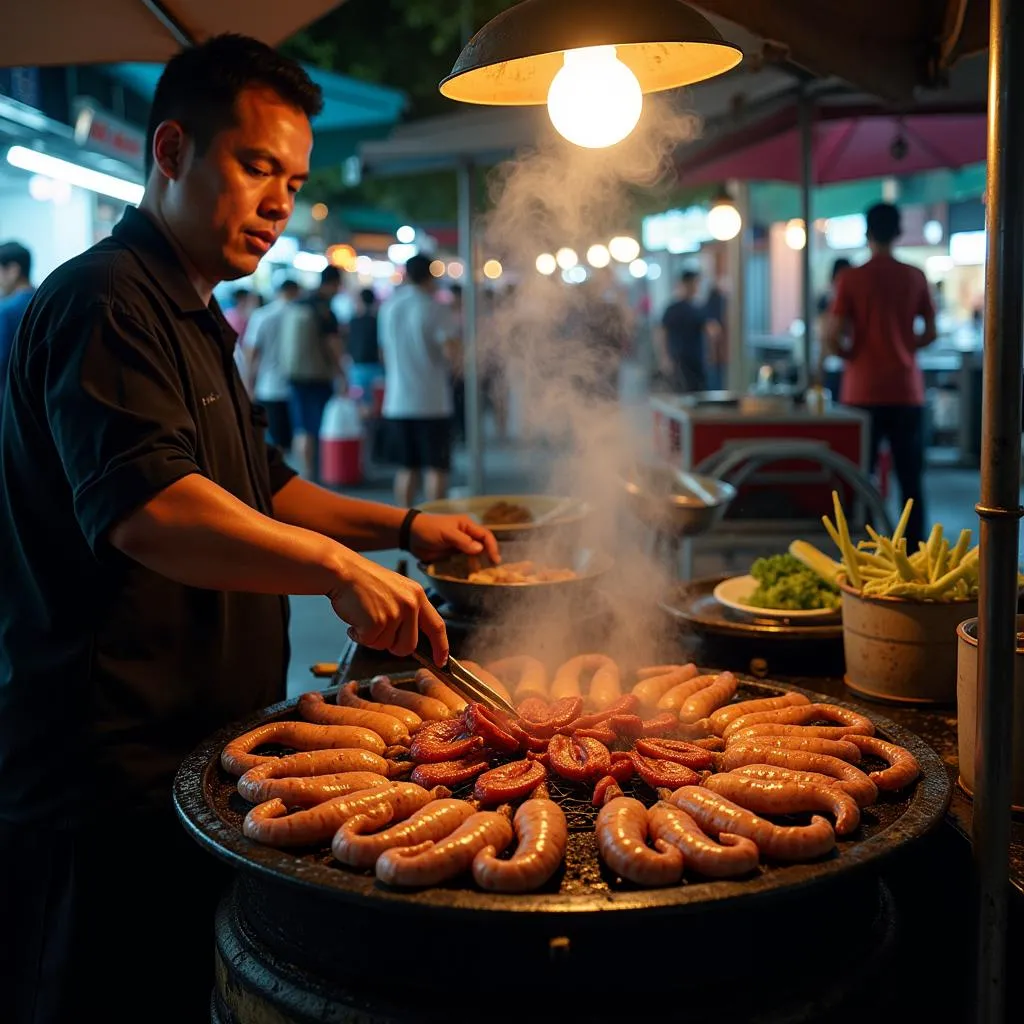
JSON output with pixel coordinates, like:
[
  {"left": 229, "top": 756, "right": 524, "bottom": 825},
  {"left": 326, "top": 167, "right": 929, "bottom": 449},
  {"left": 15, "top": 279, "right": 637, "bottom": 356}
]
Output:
[{"left": 824, "top": 203, "right": 937, "bottom": 547}]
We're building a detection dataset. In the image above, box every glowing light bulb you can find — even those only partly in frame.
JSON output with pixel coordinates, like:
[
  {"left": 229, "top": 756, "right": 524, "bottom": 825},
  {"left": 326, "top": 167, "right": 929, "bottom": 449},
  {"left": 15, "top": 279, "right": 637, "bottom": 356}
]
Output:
[
  {"left": 546, "top": 46, "right": 643, "bottom": 149},
  {"left": 587, "top": 244, "right": 611, "bottom": 268},
  {"left": 429, "top": 259, "right": 445, "bottom": 278},
  {"left": 555, "top": 247, "right": 578, "bottom": 270},
  {"left": 483, "top": 259, "right": 503, "bottom": 280},
  {"left": 628, "top": 258, "right": 649, "bottom": 279},
  {"left": 608, "top": 236, "right": 640, "bottom": 264},
  {"left": 784, "top": 218, "right": 807, "bottom": 250},
  {"left": 396, "top": 224, "right": 415, "bottom": 244},
  {"left": 707, "top": 202, "right": 742, "bottom": 241},
  {"left": 536, "top": 253, "right": 557, "bottom": 275}
]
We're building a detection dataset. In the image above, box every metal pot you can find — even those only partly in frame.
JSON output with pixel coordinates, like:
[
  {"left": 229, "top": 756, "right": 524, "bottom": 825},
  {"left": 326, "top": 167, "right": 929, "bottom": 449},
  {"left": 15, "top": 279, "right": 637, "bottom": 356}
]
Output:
[
  {"left": 956, "top": 615, "right": 1024, "bottom": 811},
  {"left": 620, "top": 463, "right": 736, "bottom": 538},
  {"left": 840, "top": 580, "right": 976, "bottom": 705},
  {"left": 420, "top": 547, "right": 614, "bottom": 616}
]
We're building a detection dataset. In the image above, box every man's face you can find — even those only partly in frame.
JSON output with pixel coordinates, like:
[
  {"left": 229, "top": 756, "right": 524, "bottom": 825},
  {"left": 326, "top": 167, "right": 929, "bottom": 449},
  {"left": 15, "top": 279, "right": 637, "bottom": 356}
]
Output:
[
  {"left": 682, "top": 277, "right": 699, "bottom": 300},
  {"left": 162, "top": 86, "right": 312, "bottom": 283},
  {"left": 0, "top": 263, "right": 20, "bottom": 296}
]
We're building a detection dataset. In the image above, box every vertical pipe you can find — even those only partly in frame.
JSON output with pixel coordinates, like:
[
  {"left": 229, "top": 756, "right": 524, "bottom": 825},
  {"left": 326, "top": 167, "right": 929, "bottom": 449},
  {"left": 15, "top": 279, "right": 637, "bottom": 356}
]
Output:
[
  {"left": 973, "top": 0, "right": 1024, "bottom": 1021},
  {"left": 725, "top": 180, "right": 748, "bottom": 393},
  {"left": 458, "top": 160, "right": 484, "bottom": 495},
  {"left": 798, "top": 90, "right": 814, "bottom": 387}
]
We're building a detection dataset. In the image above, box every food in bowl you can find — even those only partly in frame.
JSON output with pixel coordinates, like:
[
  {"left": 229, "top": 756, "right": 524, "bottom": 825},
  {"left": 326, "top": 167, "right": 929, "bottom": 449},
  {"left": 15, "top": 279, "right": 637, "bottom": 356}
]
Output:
[
  {"left": 481, "top": 500, "right": 534, "bottom": 526},
  {"left": 744, "top": 554, "right": 840, "bottom": 611},
  {"left": 466, "top": 561, "right": 577, "bottom": 584}
]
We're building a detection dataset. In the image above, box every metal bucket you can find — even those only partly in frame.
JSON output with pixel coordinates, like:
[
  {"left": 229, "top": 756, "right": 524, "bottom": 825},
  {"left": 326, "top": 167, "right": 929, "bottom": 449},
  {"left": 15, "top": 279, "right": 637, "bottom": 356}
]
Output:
[
  {"left": 840, "top": 581, "right": 977, "bottom": 705},
  {"left": 956, "top": 615, "right": 1024, "bottom": 812}
]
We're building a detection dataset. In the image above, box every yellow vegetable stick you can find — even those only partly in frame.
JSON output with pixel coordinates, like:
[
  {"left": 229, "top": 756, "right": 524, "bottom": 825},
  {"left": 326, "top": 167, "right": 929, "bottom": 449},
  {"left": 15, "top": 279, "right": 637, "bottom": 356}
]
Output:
[
  {"left": 948, "top": 528, "right": 972, "bottom": 570},
  {"left": 821, "top": 515, "right": 842, "bottom": 551},
  {"left": 929, "top": 539, "right": 950, "bottom": 584},
  {"left": 929, "top": 546, "right": 980, "bottom": 596},
  {"left": 831, "top": 491, "right": 862, "bottom": 589},
  {"left": 924, "top": 524, "right": 943, "bottom": 581},
  {"left": 893, "top": 546, "right": 918, "bottom": 582},
  {"left": 890, "top": 499, "right": 914, "bottom": 549}
]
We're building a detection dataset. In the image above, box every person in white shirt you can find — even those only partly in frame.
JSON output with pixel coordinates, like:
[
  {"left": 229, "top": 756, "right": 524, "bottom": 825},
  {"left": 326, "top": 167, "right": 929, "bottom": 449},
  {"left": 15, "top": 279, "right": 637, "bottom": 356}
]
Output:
[
  {"left": 378, "top": 254, "right": 459, "bottom": 505},
  {"left": 244, "top": 278, "right": 300, "bottom": 450}
]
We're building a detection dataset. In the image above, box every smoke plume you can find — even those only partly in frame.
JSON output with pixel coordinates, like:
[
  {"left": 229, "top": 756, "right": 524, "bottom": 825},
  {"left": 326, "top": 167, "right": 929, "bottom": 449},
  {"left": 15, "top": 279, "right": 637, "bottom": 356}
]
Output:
[{"left": 461, "top": 94, "right": 703, "bottom": 674}]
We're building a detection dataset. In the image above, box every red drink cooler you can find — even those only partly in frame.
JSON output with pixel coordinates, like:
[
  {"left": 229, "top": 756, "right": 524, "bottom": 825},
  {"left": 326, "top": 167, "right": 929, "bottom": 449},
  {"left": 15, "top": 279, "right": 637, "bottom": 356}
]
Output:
[{"left": 320, "top": 396, "right": 363, "bottom": 486}]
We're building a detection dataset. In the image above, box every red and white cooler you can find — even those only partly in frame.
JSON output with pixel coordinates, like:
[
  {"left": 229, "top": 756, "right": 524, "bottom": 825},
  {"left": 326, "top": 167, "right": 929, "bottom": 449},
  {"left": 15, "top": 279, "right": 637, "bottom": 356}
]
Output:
[{"left": 319, "top": 395, "right": 363, "bottom": 486}]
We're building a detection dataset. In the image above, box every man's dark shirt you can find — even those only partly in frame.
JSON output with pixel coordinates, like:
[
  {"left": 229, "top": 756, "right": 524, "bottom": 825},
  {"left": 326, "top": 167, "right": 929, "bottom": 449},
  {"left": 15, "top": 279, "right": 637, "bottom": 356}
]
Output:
[
  {"left": 0, "top": 207, "right": 296, "bottom": 826},
  {"left": 661, "top": 298, "right": 707, "bottom": 392},
  {"left": 348, "top": 312, "right": 380, "bottom": 365}
]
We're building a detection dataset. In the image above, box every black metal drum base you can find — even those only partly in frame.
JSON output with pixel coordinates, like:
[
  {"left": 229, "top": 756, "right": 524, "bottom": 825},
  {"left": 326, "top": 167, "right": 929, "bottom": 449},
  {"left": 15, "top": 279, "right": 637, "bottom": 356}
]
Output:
[{"left": 213, "top": 874, "right": 900, "bottom": 1024}]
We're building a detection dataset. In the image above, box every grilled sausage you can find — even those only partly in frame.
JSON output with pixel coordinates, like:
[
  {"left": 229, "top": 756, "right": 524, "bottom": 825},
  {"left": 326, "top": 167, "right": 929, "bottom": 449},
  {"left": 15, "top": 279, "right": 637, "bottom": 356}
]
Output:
[
  {"left": 595, "top": 797, "right": 684, "bottom": 886},
  {"left": 237, "top": 767, "right": 390, "bottom": 808},
  {"left": 637, "top": 664, "right": 693, "bottom": 680},
  {"left": 656, "top": 673, "right": 719, "bottom": 712},
  {"left": 459, "top": 661, "right": 514, "bottom": 705},
  {"left": 708, "top": 692, "right": 811, "bottom": 735},
  {"left": 647, "top": 802, "right": 760, "bottom": 877},
  {"left": 704, "top": 772, "right": 861, "bottom": 836},
  {"left": 474, "top": 759, "right": 547, "bottom": 805},
  {"left": 332, "top": 798, "right": 476, "bottom": 869},
  {"left": 666, "top": 786, "right": 836, "bottom": 862},
  {"left": 370, "top": 677, "right": 451, "bottom": 721},
  {"left": 376, "top": 810, "right": 514, "bottom": 887},
  {"left": 221, "top": 720, "right": 387, "bottom": 776},
  {"left": 721, "top": 734, "right": 862, "bottom": 762},
  {"left": 728, "top": 722, "right": 876, "bottom": 743},
  {"left": 409, "top": 718, "right": 483, "bottom": 763},
  {"left": 717, "top": 745, "right": 878, "bottom": 806},
  {"left": 472, "top": 798, "right": 568, "bottom": 892},
  {"left": 298, "top": 691, "right": 410, "bottom": 745},
  {"left": 678, "top": 672, "right": 738, "bottom": 724},
  {"left": 415, "top": 670, "right": 468, "bottom": 713},
  {"left": 486, "top": 655, "right": 548, "bottom": 703},
  {"left": 336, "top": 681, "right": 423, "bottom": 731},
  {"left": 551, "top": 654, "right": 621, "bottom": 709},
  {"left": 632, "top": 664, "right": 699, "bottom": 710},
  {"left": 242, "top": 782, "right": 435, "bottom": 848},
  {"left": 722, "top": 703, "right": 874, "bottom": 739},
  {"left": 410, "top": 754, "right": 492, "bottom": 789},
  {"left": 844, "top": 734, "right": 921, "bottom": 791}
]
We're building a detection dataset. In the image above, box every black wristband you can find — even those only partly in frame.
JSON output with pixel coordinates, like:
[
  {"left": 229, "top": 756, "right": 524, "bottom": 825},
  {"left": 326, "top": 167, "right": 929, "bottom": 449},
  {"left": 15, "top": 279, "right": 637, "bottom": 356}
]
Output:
[{"left": 398, "top": 508, "right": 421, "bottom": 552}]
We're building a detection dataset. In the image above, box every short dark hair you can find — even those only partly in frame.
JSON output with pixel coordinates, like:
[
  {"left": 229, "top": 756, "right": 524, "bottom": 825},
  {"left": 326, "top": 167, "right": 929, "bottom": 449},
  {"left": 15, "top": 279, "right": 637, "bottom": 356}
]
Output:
[
  {"left": 231, "top": 287, "right": 251, "bottom": 304},
  {"left": 0, "top": 241, "right": 31, "bottom": 279},
  {"left": 405, "top": 254, "right": 432, "bottom": 285},
  {"left": 449, "top": 283, "right": 463, "bottom": 296},
  {"left": 681, "top": 269, "right": 700, "bottom": 285},
  {"left": 831, "top": 257, "right": 852, "bottom": 282},
  {"left": 145, "top": 34, "right": 323, "bottom": 177},
  {"left": 278, "top": 278, "right": 300, "bottom": 297},
  {"left": 320, "top": 266, "right": 342, "bottom": 288},
  {"left": 866, "top": 203, "right": 901, "bottom": 245},
  {"left": 359, "top": 287, "right": 376, "bottom": 306}
]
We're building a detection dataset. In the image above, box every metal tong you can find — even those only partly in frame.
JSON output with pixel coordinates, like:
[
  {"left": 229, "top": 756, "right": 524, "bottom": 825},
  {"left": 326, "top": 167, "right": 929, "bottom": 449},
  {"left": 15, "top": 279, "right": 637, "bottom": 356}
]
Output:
[{"left": 411, "top": 635, "right": 517, "bottom": 717}]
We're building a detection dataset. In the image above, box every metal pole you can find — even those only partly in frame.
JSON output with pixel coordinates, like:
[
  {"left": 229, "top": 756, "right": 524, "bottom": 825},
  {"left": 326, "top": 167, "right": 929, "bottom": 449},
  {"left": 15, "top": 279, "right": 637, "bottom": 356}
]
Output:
[
  {"left": 973, "top": 0, "right": 1024, "bottom": 1019},
  {"left": 458, "top": 160, "right": 484, "bottom": 495},
  {"left": 798, "top": 90, "right": 814, "bottom": 388},
  {"left": 725, "top": 179, "right": 748, "bottom": 393}
]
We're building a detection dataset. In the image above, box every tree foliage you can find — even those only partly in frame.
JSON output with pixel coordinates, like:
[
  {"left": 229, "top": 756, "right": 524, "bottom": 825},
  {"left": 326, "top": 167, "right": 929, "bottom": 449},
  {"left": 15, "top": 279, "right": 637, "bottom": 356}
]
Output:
[{"left": 282, "top": 1, "right": 511, "bottom": 222}]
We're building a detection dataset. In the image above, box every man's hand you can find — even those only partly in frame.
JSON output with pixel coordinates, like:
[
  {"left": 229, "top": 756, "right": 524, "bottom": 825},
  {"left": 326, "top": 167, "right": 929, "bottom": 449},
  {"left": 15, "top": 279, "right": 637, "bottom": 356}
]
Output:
[
  {"left": 408, "top": 513, "right": 500, "bottom": 565},
  {"left": 329, "top": 551, "right": 448, "bottom": 664}
]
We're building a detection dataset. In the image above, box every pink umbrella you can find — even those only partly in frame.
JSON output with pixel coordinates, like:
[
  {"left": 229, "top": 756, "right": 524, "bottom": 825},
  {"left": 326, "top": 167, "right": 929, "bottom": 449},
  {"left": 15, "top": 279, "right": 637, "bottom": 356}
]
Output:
[
  {"left": 676, "top": 105, "right": 986, "bottom": 185},
  {"left": 3, "top": 1, "right": 346, "bottom": 66}
]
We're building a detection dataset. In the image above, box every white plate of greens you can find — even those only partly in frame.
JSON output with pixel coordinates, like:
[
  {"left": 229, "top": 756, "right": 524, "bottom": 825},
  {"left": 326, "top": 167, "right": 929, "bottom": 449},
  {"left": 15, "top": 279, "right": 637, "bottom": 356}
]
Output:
[{"left": 713, "top": 554, "right": 842, "bottom": 621}]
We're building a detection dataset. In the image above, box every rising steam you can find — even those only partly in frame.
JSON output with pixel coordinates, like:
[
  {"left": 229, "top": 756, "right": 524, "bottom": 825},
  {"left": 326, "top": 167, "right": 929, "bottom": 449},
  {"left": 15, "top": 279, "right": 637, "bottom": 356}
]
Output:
[{"left": 462, "top": 95, "right": 703, "bottom": 673}]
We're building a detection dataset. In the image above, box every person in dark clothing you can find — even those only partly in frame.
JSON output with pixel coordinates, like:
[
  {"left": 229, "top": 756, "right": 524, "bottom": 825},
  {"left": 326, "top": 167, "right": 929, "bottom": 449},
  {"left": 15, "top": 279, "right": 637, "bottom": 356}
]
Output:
[
  {"left": 817, "top": 257, "right": 852, "bottom": 397},
  {"left": 0, "top": 35, "right": 496, "bottom": 1024},
  {"left": 347, "top": 286, "right": 383, "bottom": 412},
  {"left": 0, "top": 241, "right": 35, "bottom": 407},
  {"left": 657, "top": 269, "right": 714, "bottom": 393},
  {"left": 824, "top": 203, "right": 936, "bottom": 548}
]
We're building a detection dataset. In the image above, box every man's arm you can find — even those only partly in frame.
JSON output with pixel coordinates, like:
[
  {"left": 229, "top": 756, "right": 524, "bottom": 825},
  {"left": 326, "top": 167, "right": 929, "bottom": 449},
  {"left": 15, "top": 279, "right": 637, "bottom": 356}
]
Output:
[
  {"left": 654, "top": 318, "right": 673, "bottom": 375},
  {"left": 914, "top": 277, "right": 938, "bottom": 350},
  {"left": 272, "top": 476, "right": 500, "bottom": 562}
]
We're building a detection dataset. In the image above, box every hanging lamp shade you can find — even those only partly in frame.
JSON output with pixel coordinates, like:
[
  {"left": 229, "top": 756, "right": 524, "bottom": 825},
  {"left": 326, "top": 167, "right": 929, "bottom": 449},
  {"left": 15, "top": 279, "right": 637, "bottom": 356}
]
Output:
[{"left": 440, "top": 0, "right": 742, "bottom": 106}]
